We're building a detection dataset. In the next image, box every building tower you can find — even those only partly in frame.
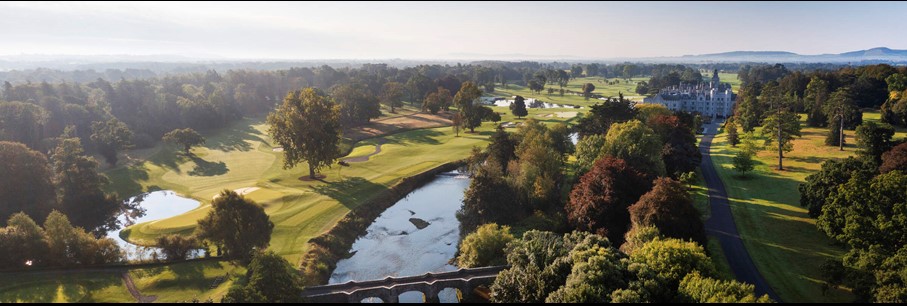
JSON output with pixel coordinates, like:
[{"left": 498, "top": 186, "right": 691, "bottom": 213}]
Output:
[{"left": 711, "top": 69, "right": 720, "bottom": 87}]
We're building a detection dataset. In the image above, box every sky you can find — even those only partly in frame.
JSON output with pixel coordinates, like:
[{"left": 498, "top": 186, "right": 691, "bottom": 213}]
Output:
[{"left": 1, "top": 1, "right": 906, "bottom": 60}]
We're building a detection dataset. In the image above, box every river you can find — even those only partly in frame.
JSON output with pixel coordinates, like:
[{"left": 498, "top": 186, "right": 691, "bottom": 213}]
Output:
[{"left": 329, "top": 171, "right": 470, "bottom": 303}]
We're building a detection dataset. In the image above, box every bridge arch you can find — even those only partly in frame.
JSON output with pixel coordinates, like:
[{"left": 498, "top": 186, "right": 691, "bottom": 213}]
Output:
[{"left": 302, "top": 266, "right": 508, "bottom": 303}]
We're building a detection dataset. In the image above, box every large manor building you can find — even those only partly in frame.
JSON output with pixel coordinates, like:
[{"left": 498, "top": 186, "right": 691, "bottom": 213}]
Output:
[{"left": 642, "top": 70, "right": 735, "bottom": 118}]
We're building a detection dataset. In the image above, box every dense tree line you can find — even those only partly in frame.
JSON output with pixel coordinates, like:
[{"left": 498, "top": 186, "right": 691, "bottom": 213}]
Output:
[
  {"left": 490, "top": 229, "right": 770, "bottom": 303},
  {"left": 732, "top": 64, "right": 907, "bottom": 148},
  {"left": 457, "top": 120, "right": 573, "bottom": 234},
  {"left": 0, "top": 211, "right": 122, "bottom": 269},
  {"left": 635, "top": 65, "right": 704, "bottom": 95},
  {"left": 799, "top": 120, "right": 907, "bottom": 302}
]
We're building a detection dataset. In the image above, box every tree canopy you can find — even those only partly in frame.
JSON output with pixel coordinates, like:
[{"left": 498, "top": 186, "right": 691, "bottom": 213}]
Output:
[
  {"left": 162, "top": 128, "right": 206, "bottom": 154},
  {"left": 457, "top": 223, "right": 515, "bottom": 268},
  {"left": 628, "top": 178, "right": 707, "bottom": 247},
  {"left": 196, "top": 190, "right": 273, "bottom": 262},
  {"left": 224, "top": 251, "right": 303, "bottom": 303},
  {"left": 567, "top": 156, "right": 651, "bottom": 244},
  {"left": 0, "top": 141, "right": 57, "bottom": 223},
  {"left": 90, "top": 118, "right": 134, "bottom": 166},
  {"left": 267, "top": 88, "right": 342, "bottom": 179},
  {"left": 602, "top": 120, "right": 666, "bottom": 177}
]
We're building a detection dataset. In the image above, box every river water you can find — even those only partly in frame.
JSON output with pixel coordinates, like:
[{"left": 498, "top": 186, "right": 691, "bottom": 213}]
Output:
[
  {"left": 106, "top": 190, "right": 202, "bottom": 261},
  {"left": 329, "top": 171, "right": 470, "bottom": 303}
]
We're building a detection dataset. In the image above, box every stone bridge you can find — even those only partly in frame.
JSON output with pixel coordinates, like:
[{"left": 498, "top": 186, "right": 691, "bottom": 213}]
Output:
[{"left": 301, "top": 266, "right": 507, "bottom": 303}]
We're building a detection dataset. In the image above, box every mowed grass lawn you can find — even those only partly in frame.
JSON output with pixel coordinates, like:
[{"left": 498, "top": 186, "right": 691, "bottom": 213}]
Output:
[{"left": 704, "top": 111, "right": 907, "bottom": 302}]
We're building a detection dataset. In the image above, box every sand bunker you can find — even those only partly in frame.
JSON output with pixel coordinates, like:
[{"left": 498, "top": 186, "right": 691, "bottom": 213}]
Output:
[
  {"left": 213, "top": 187, "right": 260, "bottom": 199},
  {"left": 555, "top": 112, "right": 578, "bottom": 118}
]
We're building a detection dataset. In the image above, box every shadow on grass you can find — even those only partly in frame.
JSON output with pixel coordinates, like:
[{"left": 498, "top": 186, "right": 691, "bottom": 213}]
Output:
[
  {"left": 205, "top": 122, "right": 266, "bottom": 152},
  {"left": 187, "top": 155, "right": 228, "bottom": 176},
  {"left": 384, "top": 129, "right": 444, "bottom": 145},
  {"left": 105, "top": 165, "right": 151, "bottom": 198},
  {"left": 0, "top": 271, "right": 123, "bottom": 303},
  {"left": 148, "top": 148, "right": 189, "bottom": 174},
  {"left": 309, "top": 176, "right": 388, "bottom": 209}
]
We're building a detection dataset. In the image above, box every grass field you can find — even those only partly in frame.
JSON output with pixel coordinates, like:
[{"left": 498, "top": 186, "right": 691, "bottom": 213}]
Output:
[
  {"left": 706, "top": 113, "right": 879, "bottom": 302},
  {"left": 490, "top": 77, "right": 650, "bottom": 107},
  {"left": 127, "top": 261, "right": 244, "bottom": 303},
  {"left": 0, "top": 271, "right": 131, "bottom": 303},
  {"left": 715, "top": 72, "right": 742, "bottom": 91}
]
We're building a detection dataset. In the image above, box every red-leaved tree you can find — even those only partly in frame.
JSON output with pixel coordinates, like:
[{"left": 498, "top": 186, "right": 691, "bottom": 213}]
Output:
[
  {"left": 566, "top": 156, "right": 651, "bottom": 244},
  {"left": 628, "top": 177, "right": 707, "bottom": 247},
  {"left": 881, "top": 142, "right": 907, "bottom": 174}
]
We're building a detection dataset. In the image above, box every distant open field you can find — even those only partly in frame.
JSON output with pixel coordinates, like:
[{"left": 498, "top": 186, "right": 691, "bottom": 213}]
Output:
[{"left": 489, "top": 76, "right": 649, "bottom": 108}]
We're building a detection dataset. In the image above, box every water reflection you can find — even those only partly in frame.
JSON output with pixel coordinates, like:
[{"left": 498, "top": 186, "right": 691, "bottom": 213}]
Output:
[
  {"left": 106, "top": 190, "right": 202, "bottom": 261},
  {"left": 330, "top": 171, "right": 470, "bottom": 303}
]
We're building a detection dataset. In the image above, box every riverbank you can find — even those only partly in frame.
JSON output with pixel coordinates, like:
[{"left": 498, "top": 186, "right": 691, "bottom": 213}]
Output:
[{"left": 299, "top": 161, "right": 464, "bottom": 286}]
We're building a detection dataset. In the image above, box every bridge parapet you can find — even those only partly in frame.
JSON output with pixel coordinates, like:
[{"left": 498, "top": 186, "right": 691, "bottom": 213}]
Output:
[{"left": 302, "top": 266, "right": 507, "bottom": 303}]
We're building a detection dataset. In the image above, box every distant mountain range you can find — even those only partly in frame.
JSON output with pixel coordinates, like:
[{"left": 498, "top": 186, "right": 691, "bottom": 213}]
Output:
[
  {"left": 644, "top": 47, "right": 907, "bottom": 63},
  {"left": 2, "top": 47, "right": 907, "bottom": 72}
]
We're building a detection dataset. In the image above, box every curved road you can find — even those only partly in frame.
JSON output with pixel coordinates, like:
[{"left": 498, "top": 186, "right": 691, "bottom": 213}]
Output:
[{"left": 700, "top": 122, "right": 782, "bottom": 302}]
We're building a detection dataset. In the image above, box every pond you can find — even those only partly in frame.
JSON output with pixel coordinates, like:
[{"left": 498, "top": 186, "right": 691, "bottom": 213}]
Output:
[
  {"left": 493, "top": 99, "right": 581, "bottom": 109},
  {"left": 329, "top": 171, "right": 470, "bottom": 303},
  {"left": 107, "top": 190, "right": 202, "bottom": 261}
]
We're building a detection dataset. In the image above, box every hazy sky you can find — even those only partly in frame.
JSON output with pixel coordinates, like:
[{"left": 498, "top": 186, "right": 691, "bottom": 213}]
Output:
[{"left": 1, "top": 1, "right": 906, "bottom": 60}]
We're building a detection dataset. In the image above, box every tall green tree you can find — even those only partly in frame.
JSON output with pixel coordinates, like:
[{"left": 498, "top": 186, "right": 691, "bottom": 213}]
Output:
[
  {"left": 162, "top": 128, "right": 206, "bottom": 154},
  {"left": 90, "top": 118, "right": 133, "bottom": 166},
  {"left": 406, "top": 73, "right": 434, "bottom": 106},
  {"left": 732, "top": 150, "right": 755, "bottom": 177},
  {"left": 0, "top": 101, "right": 48, "bottom": 149},
  {"left": 0, "top": 141, "right": 58, "bottom": 223},
  {"left": 52, "top": 133, "right": 120, "bottom": 233},
  {"left": 267, "top": 88, "right": 341, "bottom": 179},
  {"left": 196, "top": 190, "right": 273, "bottom": 262},
  {"left": 457, "top": 164, "right": 523, "bottom": 234},
  {"left": 804, "top": 77, "right": 830, "bottom": 127},
  {"left": 454, "top": 81, "right": 490, "bottom": 133},
  {"left": 510, "top": 95, "right": 528, "bottom": 118},
  {"left": 726, "top": 118, "right": 740, "bottom": 147},
  {"left": 855, "top": 121, "right": 895, "bottom": 165},
  {"left": 379, "top": 81, "right": 405, "bottom": 113},
  {"left": 331, "top": 82, "right": 380, "bottom": 126},
  {"left": 799, "top": 157, "right": 874, "bottom": 218},
  {"left": 760, "top": 99, "right": 801, "bottom": 170},
  {"left": 581, "top": 83, "right": 596, "bottom": 100},
  {"left": 575, "top": 97, "right": 637, "bottom": 137},
  {"left": 602, "top": 120, "right": 666, "bottom": 177},
  {"left": 0, "top": 213, "right": 49, "bottom": 268},
  {"left": 825, "top": 87, "right": 862, "bottom": 149},
  {"left": 457, "top": 223, "right": 515, "bottom": 268},
  {"left": 574, "top": 134, "right": 605, "bottom": 174},
  {"left": 43, "top": 210, "right": 122, "bottom": 266},
  {"left": 422, "top": 91, "right": 441, "bottom": 114}
]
